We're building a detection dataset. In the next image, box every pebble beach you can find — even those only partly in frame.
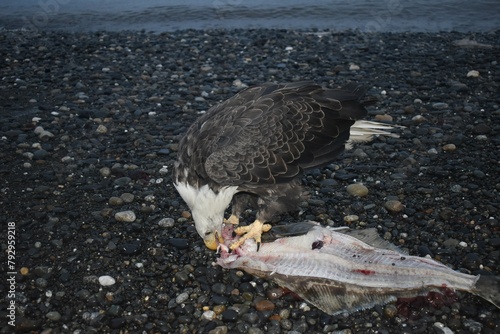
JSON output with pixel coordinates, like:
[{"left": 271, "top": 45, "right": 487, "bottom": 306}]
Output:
[{"left": 1, "top": 29, "right": 499, "bottom": 333}]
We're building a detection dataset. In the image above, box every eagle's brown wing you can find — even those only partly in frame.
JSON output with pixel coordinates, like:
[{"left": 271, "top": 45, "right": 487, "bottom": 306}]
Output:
[{"left": 175, "top": 81, "right": 368, "bottom": 188}]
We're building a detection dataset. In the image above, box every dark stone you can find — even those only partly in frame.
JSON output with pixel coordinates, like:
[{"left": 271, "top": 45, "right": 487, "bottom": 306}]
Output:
[
  {"left": 221, "top": 309, "right": 238, "bottom": 322},
  {"left": 168, "top": 238, "right": 189, "bottom": 250}
]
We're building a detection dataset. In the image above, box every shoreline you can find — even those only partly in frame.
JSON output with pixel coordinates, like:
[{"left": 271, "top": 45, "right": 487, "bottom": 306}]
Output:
[{"left": 1, "top": 29, "right": 499, "bottom": 333}]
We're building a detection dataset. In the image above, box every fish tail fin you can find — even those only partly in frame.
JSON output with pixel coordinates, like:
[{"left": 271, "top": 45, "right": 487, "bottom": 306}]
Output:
[{"left": 474, "top": 275, "right": 500, "bottom": 308}]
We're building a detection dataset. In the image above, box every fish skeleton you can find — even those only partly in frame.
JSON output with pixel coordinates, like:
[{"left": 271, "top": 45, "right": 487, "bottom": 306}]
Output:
[{"left": 217, "top": 223, "right": 500, "bottom": 315}]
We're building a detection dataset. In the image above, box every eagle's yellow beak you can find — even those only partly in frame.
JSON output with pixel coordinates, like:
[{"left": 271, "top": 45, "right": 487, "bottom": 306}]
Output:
[{"left": 204, "top": 231, "right": 224, "bottom": 250}]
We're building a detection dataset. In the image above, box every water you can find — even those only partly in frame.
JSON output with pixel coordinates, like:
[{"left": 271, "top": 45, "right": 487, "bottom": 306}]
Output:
[{"left": 0, "top": 0, "right": 499, "bottom": 33}]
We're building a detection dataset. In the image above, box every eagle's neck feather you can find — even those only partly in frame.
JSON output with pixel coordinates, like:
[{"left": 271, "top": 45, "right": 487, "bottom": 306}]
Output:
[{"left": 174, "top": 182, "right": 238, "bottom": 215}]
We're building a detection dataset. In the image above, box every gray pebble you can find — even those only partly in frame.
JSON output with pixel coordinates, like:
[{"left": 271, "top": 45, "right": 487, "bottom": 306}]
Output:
[
  {"left": 46, "top": 311, "right": 61, "bottom": 321},
  {"left": 114, "top": 210, "right": 136, "bottom": 222},
  {"left": 114, "top": 177, "right": 132, "bottom": 186},
  {"left": 35, "top": 277, "right": 48, "bottom": 288},
  {"left": 120, "top": 192, "right": 135, "bottom": 203},
  {"left": 96, "top": 124, "right": 108, "bottom": 134},
  {"left": 158, "top": 217, "right": 175, "bottom": 228},
  {"left": 175, "top": 292, "right": 189, "bottom": 304},
  {"left": 384, "top": 200, "right": 404, "bottom": 212},
  {"left": 432, "top": 102, "right": 449, "bottom": 110},
  {"left": 109, "top": 196, "right": 124, "bottom": 206},
  {"left": 99, "top": 167, "right": 111, "bottom": 177},
  {"left": 33, "top": 149, "right": 49, "bottom": 160},
  {"left": 462, "top": 319, "right": 483, "bottom": 333}
]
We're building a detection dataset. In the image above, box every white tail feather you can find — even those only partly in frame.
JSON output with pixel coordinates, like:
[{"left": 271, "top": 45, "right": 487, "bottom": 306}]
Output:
[{"left": 347, "top": 120, "right": 403, "bottom": 149}]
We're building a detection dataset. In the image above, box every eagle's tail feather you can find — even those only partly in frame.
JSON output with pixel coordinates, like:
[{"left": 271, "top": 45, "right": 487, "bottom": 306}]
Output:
[{"left": 346, "top": 120, "right": 403, "bottom": 149}]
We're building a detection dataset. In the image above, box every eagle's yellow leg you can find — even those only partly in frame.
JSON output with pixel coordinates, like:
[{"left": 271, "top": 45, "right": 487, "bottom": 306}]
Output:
[
  {"left": 224, "top": 214, "right": 239, "bottom": 225},
  {"left": 230, "top": 219, "right": 272, "bottom": 250}
]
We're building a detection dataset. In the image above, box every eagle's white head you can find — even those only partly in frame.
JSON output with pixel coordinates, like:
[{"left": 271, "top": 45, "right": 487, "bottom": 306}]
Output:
[{"left": 174, "top": 182, "right": 238, "bottom": 250}]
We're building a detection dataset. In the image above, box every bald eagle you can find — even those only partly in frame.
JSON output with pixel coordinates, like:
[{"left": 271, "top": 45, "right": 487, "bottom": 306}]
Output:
[{"left": 173, "top": 81, "right": 397, "bottom": 250}]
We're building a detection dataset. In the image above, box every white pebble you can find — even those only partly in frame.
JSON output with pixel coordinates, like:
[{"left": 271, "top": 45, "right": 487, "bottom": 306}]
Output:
[
  {"left": 201, "top": 310, "right": 216, "bottom": 320},
  {"left": 466, "top": 70, "right": 480, "bottom": 77},
  {"left": 427, "top": 148, "right": 438, "bottom": 154},
  {"left": 433, "top": 322, "right": 454, "bottom": 334},
  {"left": 458, "top": 241, "right": 468, "bottom": 248},
  {"left": 102, "top": 67, "right": 111, "bottom": 72},
  {"left": 98, "top": 275, "right": 116, "bottom": 286},
  {"left": 349, "top": 64, "right": 360, "bottom": 70},
  {"left": 299, "top": 302, "right": 311, "bottom": 312},
  {"left": 413, "top": 98, "right": 423, "bottom": 103},
  {"left": 114, "top": 210, "right": 136, "bottom": 222},
  {"left": 32, "top": 117, "right": 42, "bottom": 123},
  {"left": 475, "top": 135, "right": 488, "bottom": 141},
  {"left": 285, "top": 46, "right": 293, "bottom": 51},
  {"left": 159, "top": 166, "right": 169, "bottom": 175}
]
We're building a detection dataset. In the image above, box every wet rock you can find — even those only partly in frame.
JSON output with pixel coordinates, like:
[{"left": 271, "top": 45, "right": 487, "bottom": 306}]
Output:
[
  {"left": 114, "top": 210, "right": 136, "bottom": 222},
  {"left": 255, "top": 299, "right": 275, "bottom": 311},
  {"left": 384, "top": 200, "right": 404, "bottom": 212},
  {"left": 346, "top": 183, "right": 369, "bottom": 197}
]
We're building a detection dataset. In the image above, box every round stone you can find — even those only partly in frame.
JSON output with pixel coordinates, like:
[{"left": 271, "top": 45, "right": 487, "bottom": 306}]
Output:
[
  {"left": 120, "top": 193, "right": 135, "bottom": 203},
  {"left": 46, "top": 311, "right": 62, "bottom": 321},
  {"left": 255, "top": 299, "right": 275, "bottom": 311},
  {"left": 346, "top": 183, "right": 369, "bottom": 197},
  {"left": 99, "top": 275, "right": 116, "bottom": 286},
  {"left": 96, "top": 124, "right": 108, "bottom": 134},
  {"left": 109, "top": 197, "right": 124, "bottom": 206},
  {"left": 176, "top": 292, "right": 189, "bottom": 304},
  {"left": 442, "top": 143, "right": 456, "bottom": 151},
  {"left": 344, "top": 215, "right": 359, "bottom": 223},
  {"left": 384, "top": 200, "right": 404, "bottom": 212},
  {"left": 99, "top": 167, "right": 111, "bottom": 177},
  {"left": 114, "top": 210, "right": 136, "bottom": 222}
]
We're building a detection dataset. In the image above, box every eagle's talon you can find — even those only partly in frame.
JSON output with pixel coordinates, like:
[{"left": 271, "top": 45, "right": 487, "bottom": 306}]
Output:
[
  {"left": 224, "top": 214, "right": 240, "bottom": 225},
  {"left": 230, "top": 220, "right": 271, "bottom": 250}
]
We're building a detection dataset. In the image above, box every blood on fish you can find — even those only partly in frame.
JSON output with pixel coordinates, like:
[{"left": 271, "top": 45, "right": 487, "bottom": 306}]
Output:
[
  {"left": 352, "top": 269, "right": 376, "bottom": 275},
  {"left": 396, "top": 287, "right": 458, "bottom": 318},
  {"left": 311, "top": 240, "right": 324, "bottom": 250}
]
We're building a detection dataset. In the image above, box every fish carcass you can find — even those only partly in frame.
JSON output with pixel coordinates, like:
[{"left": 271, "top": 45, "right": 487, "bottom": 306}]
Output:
[{"left": 217, "top": 223, "right": 500, "bottom": 315}]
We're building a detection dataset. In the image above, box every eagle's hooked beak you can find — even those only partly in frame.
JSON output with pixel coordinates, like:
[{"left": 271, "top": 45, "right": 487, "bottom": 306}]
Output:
[{"left": 204, "top": 230, "right": 224, "bottom": 250}]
